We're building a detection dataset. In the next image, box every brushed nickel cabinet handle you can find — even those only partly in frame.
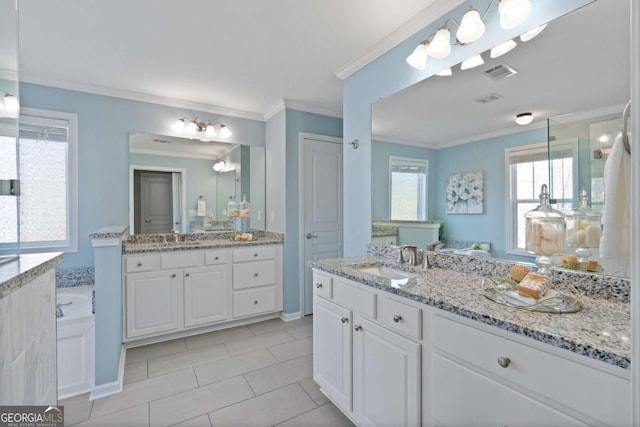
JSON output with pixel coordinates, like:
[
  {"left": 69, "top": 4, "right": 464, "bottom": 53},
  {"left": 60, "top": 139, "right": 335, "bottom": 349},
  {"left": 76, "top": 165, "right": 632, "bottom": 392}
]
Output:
[
  {"left": 171, "top": 274, "right": 176, "bottom": 278},
  {"left": 497, "top": 356, "right": 511, "bottom": 368},
  {"left": 354, "top": 325, "right": 362, "bottom": 331},
  {"left": 315, "top": 283, "right": 323, "bottom": 288},
  {"left": 393, "top": 314, "right": 402, "bottom": 323},
  {"left": 137, "top": 262, "right": 142, "bottom": 267},
  {"left": 341, "top": 317, "right": 349, "bottom": 324},
  {"left": 185, "top": 273, "right": 190, "bottom": 277},
  {"left": 254, "top": 300, "right": 258, "bottom": 305},
  {"left": 254, "top": 273, "right": 259, "bottom": 277}
]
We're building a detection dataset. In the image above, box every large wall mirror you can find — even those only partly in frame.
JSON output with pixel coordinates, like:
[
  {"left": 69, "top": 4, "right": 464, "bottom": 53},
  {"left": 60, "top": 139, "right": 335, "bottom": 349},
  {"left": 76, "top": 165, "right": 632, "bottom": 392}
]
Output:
[
  {"left": 128, "top": 132, "right": 265, "bottom": 235},
  {"left": 371, "top": 0, "right": 630, "bottom": 276}
]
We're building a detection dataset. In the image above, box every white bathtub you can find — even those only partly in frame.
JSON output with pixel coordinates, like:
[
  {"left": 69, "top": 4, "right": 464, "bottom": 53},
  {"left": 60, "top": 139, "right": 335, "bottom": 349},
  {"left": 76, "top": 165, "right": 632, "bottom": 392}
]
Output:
[{"left": 56, "top": 285, "right": 95, "bottom": 399}]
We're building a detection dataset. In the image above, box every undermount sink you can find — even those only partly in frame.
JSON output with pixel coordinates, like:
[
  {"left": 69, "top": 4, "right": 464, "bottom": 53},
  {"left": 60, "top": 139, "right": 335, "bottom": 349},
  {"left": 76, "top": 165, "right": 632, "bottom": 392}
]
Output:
[{"left": 358, "top": 265, "right": 420, "bottom": 287}]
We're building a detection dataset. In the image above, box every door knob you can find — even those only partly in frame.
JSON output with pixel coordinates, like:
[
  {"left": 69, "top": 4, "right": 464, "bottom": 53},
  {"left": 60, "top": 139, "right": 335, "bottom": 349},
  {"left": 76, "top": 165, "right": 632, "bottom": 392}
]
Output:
[{"left": 306, "top": 233, "right": 318, "bottom": 239}]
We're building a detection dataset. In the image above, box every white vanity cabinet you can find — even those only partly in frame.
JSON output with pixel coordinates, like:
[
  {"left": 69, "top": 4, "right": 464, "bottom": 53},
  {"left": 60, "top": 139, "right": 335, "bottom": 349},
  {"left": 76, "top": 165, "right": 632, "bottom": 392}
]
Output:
[
  {"left": 124, "top": 244, "right": 282, "bottom": 342},
  {"left": 312, "top": 272, "right": 422, "bottom": 427}
]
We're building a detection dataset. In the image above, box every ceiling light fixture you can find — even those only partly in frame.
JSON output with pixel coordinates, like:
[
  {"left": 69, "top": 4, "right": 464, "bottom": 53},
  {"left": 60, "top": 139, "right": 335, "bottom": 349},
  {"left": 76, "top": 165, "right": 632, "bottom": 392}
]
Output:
[
  {"left": 460, "top": 54, "right": 485, "bottom": 70},
  {"left": 0, "top": 92, "right": 19, "bottom": 115},
  {"left": 515, "top": 112, "right": 533, "bottom": 125},
  {"left": 490, "top": 39, "right": 517, "bottom": 58},
  {"left": 520, "top": 23, "right": 547, "bottom": 42},
  {"left": 212, "top": 160, "right": 235, "bottom": 173},
  {"left": 172, "top": 118, "right": 232, "bottom": 139}
]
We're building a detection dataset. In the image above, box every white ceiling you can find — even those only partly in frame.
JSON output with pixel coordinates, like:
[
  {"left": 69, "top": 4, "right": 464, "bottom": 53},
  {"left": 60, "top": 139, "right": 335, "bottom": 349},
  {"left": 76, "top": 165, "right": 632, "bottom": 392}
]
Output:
[
  {"left": 17, "top": 0, "right": 450, "bottom": 119},
  {"left": 129, "top": 132, "right": 238, "bottom": 160},
  {"left": 373, "top": 0, "right": 630, "bottom": 148}
]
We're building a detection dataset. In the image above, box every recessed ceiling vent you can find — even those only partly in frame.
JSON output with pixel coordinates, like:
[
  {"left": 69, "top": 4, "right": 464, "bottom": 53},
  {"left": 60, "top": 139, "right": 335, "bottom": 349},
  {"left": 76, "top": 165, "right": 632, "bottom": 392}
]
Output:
[
  {"left": 482, "top": 63, "right": 518, "bottom": 81},
  {"left": 474, "top": 92, "right": 503, "bottom": 104},
  {"left": 153, "top": 139, "right": 172, "bottom": 144}
]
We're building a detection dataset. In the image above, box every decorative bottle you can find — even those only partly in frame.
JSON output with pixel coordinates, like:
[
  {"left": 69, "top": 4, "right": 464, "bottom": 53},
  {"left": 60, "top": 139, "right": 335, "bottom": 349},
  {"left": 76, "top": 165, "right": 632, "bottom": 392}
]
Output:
[
  {"left": 565, "top": 188, "right": 601, "bottom": 265},
  {"left": 524, "top": 184, "right": 565, "bottom": 275}
]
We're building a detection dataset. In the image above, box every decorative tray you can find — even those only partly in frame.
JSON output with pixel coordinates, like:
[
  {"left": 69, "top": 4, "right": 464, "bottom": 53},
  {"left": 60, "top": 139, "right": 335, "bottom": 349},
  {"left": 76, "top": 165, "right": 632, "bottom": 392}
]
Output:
[{"left": 482, "top": 277, "right": 583, "bottom": 314}]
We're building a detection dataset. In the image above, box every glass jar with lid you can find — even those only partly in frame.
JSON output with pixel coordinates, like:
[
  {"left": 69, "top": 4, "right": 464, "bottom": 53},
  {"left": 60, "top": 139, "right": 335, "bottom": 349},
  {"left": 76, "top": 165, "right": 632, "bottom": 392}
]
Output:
[
  {"left": 525, "top": 184, "right": 565, "bottom": 275},
  {"left": 565, "top": 188, "right": 601, "bottom": 265},
  {"left": 227, "top": 199, "right": 239, "bottom": 218},
  {"left": 238, "top": 194, "right": 251, "bottom": 231}
]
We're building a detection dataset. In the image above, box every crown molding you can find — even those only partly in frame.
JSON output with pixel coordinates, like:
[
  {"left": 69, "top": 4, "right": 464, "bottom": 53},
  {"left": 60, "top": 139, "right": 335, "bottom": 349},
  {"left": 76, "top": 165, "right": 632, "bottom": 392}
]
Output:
[
  {"left": 282, "top": 98, "right": 343, "bottom": 119},
  {"left": 334, "top": 0, "right": 465, "bottom": 80},
  {"left": 372, "top": 134, "right": 433, "bottom": 149},
  {"left": 263, "top": 99, "right": 286, "bottom": 121},
  {"left": 18, "top": 73, "right": 265, "bottom": 121}
]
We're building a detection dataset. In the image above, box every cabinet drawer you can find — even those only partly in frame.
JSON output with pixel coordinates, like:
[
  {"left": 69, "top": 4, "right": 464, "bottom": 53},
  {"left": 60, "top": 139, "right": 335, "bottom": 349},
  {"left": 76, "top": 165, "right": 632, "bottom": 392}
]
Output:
[
  {"left": 160, "top": 251, "right": 201, "bottom": 269},
  {"left": 205, "top": 250, "right": 227, "bottom": 265},
  {"left": 432, "top": 315, "right": 630, "bottom": 426},
  {"left": 233, "top": 286, "right": 277, "bottom": 318},
  {"left": 312, "top": 272, "right": 332, "bottom": 299},
  {"left": 125, "top": 255, "right": 158, "bottom": 273},
  {"left": 233, "top": 260, "right": 276, "bottom": 290},
  {"left": 333, "top": 279, "right": 376, "bottom": 318},
  {"left": 378, "top": 296, "right": 421, "bottom": 340},
  {"left": 233, "top": 246, "right": 276, "bottom": 262}
]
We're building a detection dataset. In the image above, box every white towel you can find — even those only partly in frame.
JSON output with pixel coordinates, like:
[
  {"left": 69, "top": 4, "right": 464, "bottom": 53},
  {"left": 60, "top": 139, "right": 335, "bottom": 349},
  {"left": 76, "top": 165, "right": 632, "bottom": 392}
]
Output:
[
  {"left": 599, "top": 135, "right": 631, "bottom": 272},
  {"left": 197, "top": 199, "right": 207, "bottom": 217}
]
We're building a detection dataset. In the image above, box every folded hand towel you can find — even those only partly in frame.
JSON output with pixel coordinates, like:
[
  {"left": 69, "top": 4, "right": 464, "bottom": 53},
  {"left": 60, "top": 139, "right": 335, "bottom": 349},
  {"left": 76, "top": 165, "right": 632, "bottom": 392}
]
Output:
[{"left": 197, "top": 199, "right": 207, "bottom": 217}]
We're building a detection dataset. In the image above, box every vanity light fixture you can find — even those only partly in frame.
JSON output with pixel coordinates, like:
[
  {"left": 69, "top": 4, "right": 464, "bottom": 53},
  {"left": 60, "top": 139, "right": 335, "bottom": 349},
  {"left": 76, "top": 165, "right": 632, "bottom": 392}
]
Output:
[
  {"left": 490, "top": 39, "right": 517, "bottom": 58},
  {"left": 436, "top": 68, "right": 453, "bottom": 76},
  {"left": 172, "top": 118, "right": 232, "bottom": 139},
  {"left": 427, "top": 27, "right": 452, "bottom": 59},
  {"left": 457, "top": 7, "right": 486, "bottom": 44},
  {"left": 499, "top": 0, "right": 532, "bottom": 29},
  {"left": 515, "top": 112, "right": 533, "bottom": 125},
  {"left": 460, "top": 54, "right": 485, "bottom": 70},
  {"left": 520, "top": 23, "right": 547, "bottom": 42},
  {"left": 212, "top": 160, "right": 235, "bottom": 173},
  {"left": 0, "top": 92, "right": 19, "bottom": 114},
  {"left": 406, "top": 41, "right": 430, "bottom": 70}
]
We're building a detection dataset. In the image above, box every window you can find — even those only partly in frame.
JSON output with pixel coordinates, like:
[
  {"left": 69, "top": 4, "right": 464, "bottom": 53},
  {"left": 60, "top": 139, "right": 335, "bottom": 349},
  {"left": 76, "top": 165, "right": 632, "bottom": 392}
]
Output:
[
  {"left": 505, "top": 141, "right": 576, "bottom": 254},
  {"left": 0, "top": 108, "right": 78, "bottom": 252},
  {"left": 389, "top": 156, "right": 428, "bottom": 221}
]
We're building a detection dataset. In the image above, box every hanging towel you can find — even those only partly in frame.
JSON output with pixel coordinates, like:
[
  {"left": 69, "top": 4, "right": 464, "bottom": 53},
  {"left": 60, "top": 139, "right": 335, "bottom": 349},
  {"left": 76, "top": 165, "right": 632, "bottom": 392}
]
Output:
[
  {"left": 599, "top": 134, "right": 631, "bottom": 269},
  {"left": 197, "top": 199, "right": 207, "bottom": 217}
]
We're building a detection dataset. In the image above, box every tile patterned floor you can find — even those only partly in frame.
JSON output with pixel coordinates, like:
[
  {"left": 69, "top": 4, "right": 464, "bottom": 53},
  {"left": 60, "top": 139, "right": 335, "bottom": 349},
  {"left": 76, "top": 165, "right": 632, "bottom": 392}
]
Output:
[{"left": 60, "top": 316, "right": 354, "bottom": 427}]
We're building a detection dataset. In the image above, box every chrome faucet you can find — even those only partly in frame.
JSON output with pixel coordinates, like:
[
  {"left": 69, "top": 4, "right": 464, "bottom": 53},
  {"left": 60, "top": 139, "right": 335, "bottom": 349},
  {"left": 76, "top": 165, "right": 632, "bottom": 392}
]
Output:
[
  {"left": 397, "top": 245, "right": 418, "bottom": 266},
  {"left": 423, "top": 253, "right": 432, "bottom": 269},
  {"left": 427, "top": 241, "right": 445, "bottom": 252}
]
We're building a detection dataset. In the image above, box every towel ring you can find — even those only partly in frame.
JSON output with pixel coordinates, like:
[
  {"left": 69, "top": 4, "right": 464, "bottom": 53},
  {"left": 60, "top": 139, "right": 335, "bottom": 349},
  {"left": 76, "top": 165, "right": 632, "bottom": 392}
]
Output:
[{"left": 622, "top": 100, "right": 631, "bottom": 155}]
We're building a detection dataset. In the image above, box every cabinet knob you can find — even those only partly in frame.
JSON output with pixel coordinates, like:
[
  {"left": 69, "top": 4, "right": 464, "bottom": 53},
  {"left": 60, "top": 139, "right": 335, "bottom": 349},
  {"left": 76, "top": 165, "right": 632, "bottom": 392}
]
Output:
[
  {"left": 497, "top": 356, "right": 511, "bottom": 368},
  {"left": 185, "top": 273, "right": 190, "bottom": 277},
  {"left": 341, "top": 317, "right": 349, "bottom": 324},
  {"left": 393, "top": 314, "right": 402, "bottom": 323},
  {"left": 214, "top": 256, "right": 219, "bottom": 260},
  {"left": 171, "top": 274, "right": 176, "bottom": 278},
  {"left": 354, "top": 325, "right": 362, "bottom": 331},
  {"left": 254, "top": 253, "right": 258, "bottom": 257},
  {"left": 254, "top": 300, "right": 258, "bottom": 305},
  {"left": 315, "top": 283, "right": 323, "bottom": 289},
  {"left": 137, "top": 262, "right": 142, "bottom": 267},
  {"left": 254, "top": 273, "right": 258, "bottom": 277}
]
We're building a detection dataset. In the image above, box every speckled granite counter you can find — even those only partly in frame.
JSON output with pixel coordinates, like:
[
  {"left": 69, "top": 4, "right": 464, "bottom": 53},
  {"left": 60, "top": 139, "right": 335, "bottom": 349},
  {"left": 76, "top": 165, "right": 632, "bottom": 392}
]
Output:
[
  {"left": 123, "top": 230, "right": 283, "bottom": 254},
  {"left": 310, "top": 254, "right": 631, "bottom": 370},
  {"left": 0, "top": 252, "right": 63, "bottom": 299}
]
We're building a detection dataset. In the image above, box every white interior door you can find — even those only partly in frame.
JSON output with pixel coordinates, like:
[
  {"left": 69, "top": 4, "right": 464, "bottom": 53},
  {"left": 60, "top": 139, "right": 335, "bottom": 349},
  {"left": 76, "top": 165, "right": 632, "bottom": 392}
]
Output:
[
  {"left": 302, "top": 135, "right": 343, "bottom": 315},
  {"left": 139, "top": 171, "right": 173, "bottom": 234}
]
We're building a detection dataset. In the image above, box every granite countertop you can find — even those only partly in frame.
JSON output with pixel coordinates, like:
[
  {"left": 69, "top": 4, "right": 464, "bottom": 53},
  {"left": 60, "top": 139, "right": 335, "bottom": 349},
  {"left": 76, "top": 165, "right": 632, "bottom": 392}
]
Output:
[
  {"left": 123, "top": 230, "right": 283, "bottom": 254},
  {"left": 310, "top": 256, "right": 631, "bottom": 370},
  {"left": 0, "top": 252, "right": 64, "bottom": 299}
]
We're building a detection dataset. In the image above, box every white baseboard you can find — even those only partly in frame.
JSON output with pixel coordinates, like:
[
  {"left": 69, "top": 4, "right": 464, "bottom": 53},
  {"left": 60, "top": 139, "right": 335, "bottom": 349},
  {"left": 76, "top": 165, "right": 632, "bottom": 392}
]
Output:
[
  {"left": 280, "top": 311, "right": 302, "bottom": 321},
  {"left": 89, "top": 345, "right": 125, "bottom": 400}
]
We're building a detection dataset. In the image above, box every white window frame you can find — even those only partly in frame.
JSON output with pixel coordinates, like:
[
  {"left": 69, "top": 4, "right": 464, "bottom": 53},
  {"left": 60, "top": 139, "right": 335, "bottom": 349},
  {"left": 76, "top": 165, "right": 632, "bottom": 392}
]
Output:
[
  {"left": 388, "top": 156, "right": 429, "bottom": 221},
  {"left": 504, "top": 140, "right": 578, "bottom": 256},
  {"left": 18, "top": 107, "right": 78, "bottom": 253}
]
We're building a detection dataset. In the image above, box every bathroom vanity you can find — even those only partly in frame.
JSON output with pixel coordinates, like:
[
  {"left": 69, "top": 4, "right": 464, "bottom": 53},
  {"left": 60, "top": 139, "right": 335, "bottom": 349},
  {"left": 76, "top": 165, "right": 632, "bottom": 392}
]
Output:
[
  {"left": 311, "top": 250, "right": 630, "bottom": 427},
  {"left": 122, "top": 232, "right": 283, "bottom": 344}
]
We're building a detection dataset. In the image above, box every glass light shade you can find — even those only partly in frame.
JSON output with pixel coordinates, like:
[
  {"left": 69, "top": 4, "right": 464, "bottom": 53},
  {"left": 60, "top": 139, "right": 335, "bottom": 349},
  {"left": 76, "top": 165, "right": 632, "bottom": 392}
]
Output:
[
  {"left": 515, "top": 112, "right": 533, "bottom": 125},
  {"left": 172, "top": 118, "right": 186, "bottom": 132},
  {"left": 4, "top": 95, "right": 19, "bottom": 113},
  {"left": 205, "top": 123, "right": 216, "bottom": 138},
  {"left": 436, "top": 68, "right": 452, "bottom": 76},
  {"left": 490, "top": 39, "right": 517, "bottom": 58},
  {"left": 427, "top": 28, "right": 451, "bottom": 59},
  {"left": 185, "top": 120, "right": 198, "bottom": 135},
  {"left": 520, "top": 23, "right": 547, "bottom": 42},
  {"left": 460, "top": 54, "right": 484, "bottom": 70},
  {"left": 406, "top": 43, "right": 429, "bottom": 70},
  {"left": 219, "top": 125, "right": 232, "bottom": 139},
  {"left": 499, "top": 0, "right": 532, "bottom": 29},
  {"left": 457, "top": 8, "right": 485, "bottom": 44}
]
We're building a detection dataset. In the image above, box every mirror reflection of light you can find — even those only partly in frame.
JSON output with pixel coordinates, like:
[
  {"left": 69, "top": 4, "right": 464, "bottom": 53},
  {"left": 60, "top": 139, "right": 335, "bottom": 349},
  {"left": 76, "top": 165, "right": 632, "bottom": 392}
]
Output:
[
  {"left": 460, "top": 54, "right": 484, "bottom": 70},
  {"left": 490, "top": 39, "right": 517, "bottom": 59},
  {"left": 520, "top": 23, "right": 547, "bottom": 42},
  {"left": 436, "top": 68, "right": 453, "bottom": 77}
]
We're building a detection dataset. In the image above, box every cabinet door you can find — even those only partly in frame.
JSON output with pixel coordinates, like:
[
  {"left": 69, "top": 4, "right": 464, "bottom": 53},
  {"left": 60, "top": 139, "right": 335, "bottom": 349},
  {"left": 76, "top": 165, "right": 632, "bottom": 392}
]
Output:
[
  {"left": 184, "top": 265, "right": 228, "bottom": 328},
  {"left": 313, "top": 297, "right": 352, "bottom": 411},
  {"left": 126, "top": 270, "right": 180, "bottom": 339},
  {"left": 353, "top": 315, "right": 421, "bottom": 427}
]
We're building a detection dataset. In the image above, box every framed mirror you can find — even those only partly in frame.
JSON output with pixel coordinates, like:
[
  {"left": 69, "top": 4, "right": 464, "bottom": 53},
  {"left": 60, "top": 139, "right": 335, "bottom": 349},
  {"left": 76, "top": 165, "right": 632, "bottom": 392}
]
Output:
[{"left": 128, "top": 132, "right": 265, "bottom": 235}]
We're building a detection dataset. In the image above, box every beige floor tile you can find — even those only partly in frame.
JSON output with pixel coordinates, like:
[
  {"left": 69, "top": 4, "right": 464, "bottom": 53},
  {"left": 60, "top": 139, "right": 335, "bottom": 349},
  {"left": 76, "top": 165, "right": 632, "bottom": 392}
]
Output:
[
  {"left": 247, "top": 318, "right": 307, "bottom": 335},
  {"left": 171, "top": 414, "right": 212, "bottom": 427},
  {"left": 149, "top": 376, "right": 254, "bottom": 427},
  {"left": 268, "top": 337, "right": 312, "bottom": 362},
  {"left": 285, "top": 323, "right": 313, "bottom": 339},
  {"left": 194, "top": 349, "right": 278, "bottom": 386},
  {"left": 59, "top": 392, "right": 93, "bottom": 426},
  {"left": 73, "top": 404, "right": 149, "bottom": 427},
  {"left": 185, "top": 326, "right": 254, "bottom": 350},
  {"left": 91, "top": 368, "right": 197, "bottom": 418},
  {"left": 224, "top": 330, "right": 293, "bottom": 356},
  {"left": 148, "top": 343, "right": 230, "bottom": 377},
  {"left": 276, "top": 403, "right": 355, "bottom": 427},
  {"left": 298, "top": 378, "right": 329, "bottom": 406},
  {"left": 123, "top": 360, "right": 148, "bottom": 385},
  {"left": 244, "top": 354, "right": 313, "bottom": 395},
  {"left": 209, "top": 383, "right": 317, "bottom": 427},
  {"left": 126, "top": 338, "right": 187, "bottom": 363}
]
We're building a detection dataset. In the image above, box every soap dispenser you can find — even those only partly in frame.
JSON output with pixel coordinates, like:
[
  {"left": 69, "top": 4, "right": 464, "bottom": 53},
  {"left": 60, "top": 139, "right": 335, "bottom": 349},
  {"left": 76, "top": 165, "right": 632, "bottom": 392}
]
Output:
[
  {"left": 565, "top": 188, "right": 601, "bottom": 266},
  {"left": 524, "top": 184, "right": 565, "bottom": 275}
]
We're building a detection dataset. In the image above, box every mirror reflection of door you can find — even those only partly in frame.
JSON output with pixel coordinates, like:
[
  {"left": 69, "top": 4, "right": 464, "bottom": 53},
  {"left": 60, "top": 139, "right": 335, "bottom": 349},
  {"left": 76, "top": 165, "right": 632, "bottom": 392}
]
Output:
[{"left": 134, "top": 170, "right": 173, "bottom": 234}]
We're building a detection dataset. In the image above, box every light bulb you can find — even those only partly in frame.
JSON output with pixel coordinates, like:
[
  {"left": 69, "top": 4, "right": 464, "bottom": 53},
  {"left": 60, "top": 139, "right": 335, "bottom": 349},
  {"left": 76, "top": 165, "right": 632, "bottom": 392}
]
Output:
[
  {"left": 520, "top": 23, "right": 547, "bottom": 42},
  {"left": 499, "top": 0, "right": 532, "bottom": 29},
  {"left": 436, "top": 68, "right": 452, "bottom": 76},
  {"left": 4, "top": 95, "right": 19, "bottom": 114},
  {"left": 213, "top": 161, "right": 226, "bottom": 172},
  {"left": 219, "top": 125, "right": 232, "bottom": 139},
  {"left": 406, "top": 42, "right": 429, "bottom": 70},
  {"left": 460, "top": 54, "right": 484, "bottom": 70},
  {"left": 490, "top": 39, "right": 517, "bottom": 58},
  {"left": 515, "top": 112, "right": 533, "bottom": 125},
  {"left": 457, "top": 8, "right": 485, "bottom": 44},
  {"left": 172, "top": 118, "right": 185, "bottom": 132},
  {"left": 427, "top": 28, "right": 451, "bottom": 59},
  {"left": 205, "top": 123, "right": 216, "bottom": 138},
  {"left": 185, "top": 120, "right": 198, "bottom": 135}
]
